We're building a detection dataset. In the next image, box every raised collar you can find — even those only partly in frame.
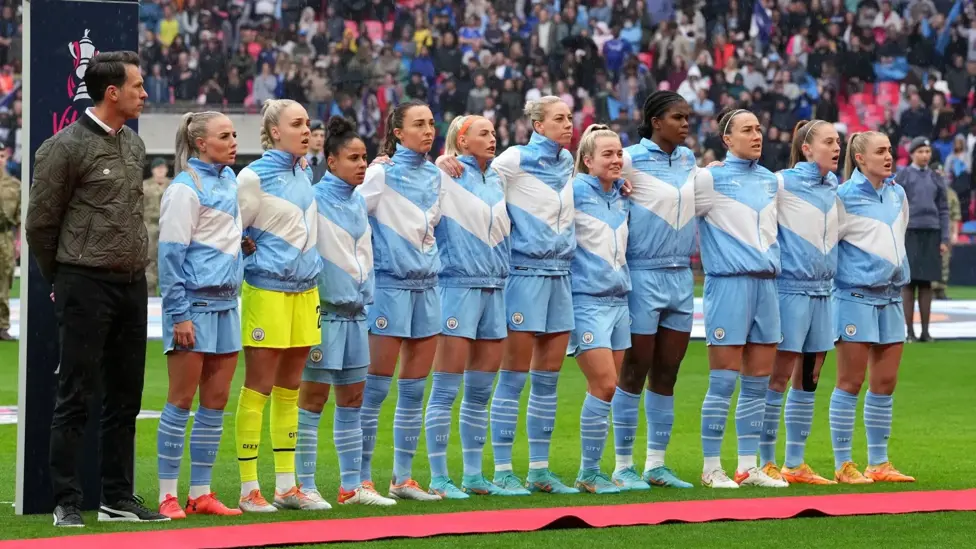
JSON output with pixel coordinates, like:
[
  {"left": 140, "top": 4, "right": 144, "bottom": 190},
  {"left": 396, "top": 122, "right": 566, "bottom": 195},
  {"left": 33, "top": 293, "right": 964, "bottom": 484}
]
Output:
[
  {"left": 577, "top": 172, "right": 623, "bottom": 196},
  {"left": 457, "top": 154, "right": 490, "bottom": 174},
  {"left": 850, "top": 168, "right": 893, "bottom": 198},
  {"left": 640, "top": 137, "right": 682, "bottom": 162},
  {"left": 263, "top": 148, "right": 303, "bottom": 170},
  {"left": 392, "top": 143, "right": 427, "bottom": 167},
  {"left": 529, "top": 132, "right": 562, "bottom": 160},
  {"left": 187, "top": 157, "right": 224, "bottom": 177},
  {"left": 724, "top": 151, "right": 759, "bottom": 168},
  {"left": 321, "top": 171, "right": 356, "bottom": 199},
  {"left": 794, "top": 161, "right": 833, "bottom": 184}
]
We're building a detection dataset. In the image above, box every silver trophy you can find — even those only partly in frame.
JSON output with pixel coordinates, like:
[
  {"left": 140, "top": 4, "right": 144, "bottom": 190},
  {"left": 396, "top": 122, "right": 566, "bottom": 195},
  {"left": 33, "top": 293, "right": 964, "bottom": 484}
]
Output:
[{"left": 69, "top": 29, "right": 97, "bottom": 102}]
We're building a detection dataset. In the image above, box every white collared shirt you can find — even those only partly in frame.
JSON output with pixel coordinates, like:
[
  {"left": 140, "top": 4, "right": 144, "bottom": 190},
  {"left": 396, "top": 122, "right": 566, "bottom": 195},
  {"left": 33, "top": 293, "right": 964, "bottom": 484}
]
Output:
[{"left": 86, "top": 107, "right": 124, "bottom": 135}]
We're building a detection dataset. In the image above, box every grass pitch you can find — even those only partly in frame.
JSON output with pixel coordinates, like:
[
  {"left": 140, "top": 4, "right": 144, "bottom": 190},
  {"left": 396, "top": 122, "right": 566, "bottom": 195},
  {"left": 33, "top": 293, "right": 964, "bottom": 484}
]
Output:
[{"left": 0, "top": 280, "right": 974, "bottom": 547}]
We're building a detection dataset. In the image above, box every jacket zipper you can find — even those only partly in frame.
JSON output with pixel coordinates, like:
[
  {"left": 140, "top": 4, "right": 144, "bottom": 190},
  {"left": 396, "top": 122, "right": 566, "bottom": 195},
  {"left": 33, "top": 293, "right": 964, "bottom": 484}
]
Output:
[
  {"left": 610, "top": 198, "right": 620, "bottom": 267},
  {"left": 675, "top": 179, "right": 683, "bottom": 230},
  {"left": 422, "top": 196, "right": 431, "bottom": 253},
  {"left": 353, "top": 231, "right": 364, "bottom": 284},
  {"left": 822, "top": 197, "right": 828, "bottom": 280},
  {"left": 877, "top": 189, "right": 901, "bottom": 269},
  {"left": 483, "top": 171, "right": 494, "bottom": 243}
]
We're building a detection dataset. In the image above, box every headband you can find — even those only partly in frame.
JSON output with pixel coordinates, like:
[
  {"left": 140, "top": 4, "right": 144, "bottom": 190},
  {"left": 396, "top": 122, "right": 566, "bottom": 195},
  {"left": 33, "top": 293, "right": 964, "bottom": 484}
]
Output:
[
  {"left": 802, "top": 120, "right": 825, "bottom": 142},
  {"left": 722, "top": 109, "right": 746, "bottom": 135},
  {"left": 456, "top": 116, "right": 481, "bottom": 147}
]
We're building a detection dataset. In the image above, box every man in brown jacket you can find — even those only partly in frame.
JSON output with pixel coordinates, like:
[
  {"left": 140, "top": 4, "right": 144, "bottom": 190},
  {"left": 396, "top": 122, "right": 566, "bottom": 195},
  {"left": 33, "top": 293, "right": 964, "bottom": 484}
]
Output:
[{"left": 25, "top": 51, "right": 167, "bottom": 527}]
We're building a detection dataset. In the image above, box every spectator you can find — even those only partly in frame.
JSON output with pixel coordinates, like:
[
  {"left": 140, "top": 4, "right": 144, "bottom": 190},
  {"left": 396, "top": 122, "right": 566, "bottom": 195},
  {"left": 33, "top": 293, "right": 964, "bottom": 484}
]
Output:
[
  {"left": 158, "top": 4, "right": 180, "bottom": 47},
  {"left": 466, "top": 73, "right": 490, "bottom": 114},
  {"left": 0, "top": 5, "right": 17, "bottom": 66},
  {"left": 901, "top": 93, "right": 933, "bottom": 139},
  {"left": 225, "top": 66, "right": 250, "bottom": 105},
  {"left": 252, "top": 62, "right": 278, "bottom": 105}
]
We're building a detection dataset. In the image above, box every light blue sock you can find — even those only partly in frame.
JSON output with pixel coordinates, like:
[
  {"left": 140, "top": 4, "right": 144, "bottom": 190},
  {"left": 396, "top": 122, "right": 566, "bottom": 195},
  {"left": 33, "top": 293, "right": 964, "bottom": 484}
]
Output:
[
  {"left": 527, "top": 371, "right": 560, "bottom": 468},
  {"left": 610, "top": 387, "right": 639, "bottom": 469},
  {"left": 701, "top": 370, "right": 737, "bottom": 459},
  {"left": 361, "top": 374, "right": 392, "bottom": 482},
  {"left": 334, "top": 406, "right": 363, "bottom": 491},
  {"left": 829, "top": 387, "right": 858, "bottom": 470},
  {"left": 645, "top": 390, "right": 674, "bottom": 467},
  {"left": 295, "top": 408, "right": 321, "bottom": 491},
  {"left": 490, "top": 370, "right": 527, "bottom": 471},
  {"left": 580, "top": 393, "right": 612, "bottom": 472},
  {"left": 784, "top": 388, "right": 816, "bottom": 468},
  {"left": 736, "top": 375, "right": 770, "bottom": 467},
  {"left": 425, "top": 372, "right": 462, "bottom": 479},
  {"left": 189, "top": 406, "right": 224, "bottom": 490},
  {"left": 157, "top": 403, "right": 189, "bottom": 488},
  {"left": 759, "top": 388, "right": 784, "bottom": 465},
  {"left": 864, "top": 391, "right": 893, "bottom": 466},
  {"left": 393, "top": 378, "right": 426, "bottom": 484},
  {"left": 460, "top": 370, "right": 495, "bottom": 477}
]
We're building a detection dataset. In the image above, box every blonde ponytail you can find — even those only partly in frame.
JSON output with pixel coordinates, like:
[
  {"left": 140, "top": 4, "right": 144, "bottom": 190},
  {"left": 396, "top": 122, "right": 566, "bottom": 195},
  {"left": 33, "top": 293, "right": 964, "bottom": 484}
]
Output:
[
  {"left": 174, "top": 111, "right": 224, "bottom": 190},
  {"left": 444, "top": 115, "right": 469, "bottom": 157}
]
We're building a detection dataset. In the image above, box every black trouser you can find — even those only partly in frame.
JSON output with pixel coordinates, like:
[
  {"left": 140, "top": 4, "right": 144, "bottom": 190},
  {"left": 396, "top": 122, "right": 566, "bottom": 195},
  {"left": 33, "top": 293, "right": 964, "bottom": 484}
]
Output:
[{"left": 49, "top": 267, "right": 148, "bottom": 507}]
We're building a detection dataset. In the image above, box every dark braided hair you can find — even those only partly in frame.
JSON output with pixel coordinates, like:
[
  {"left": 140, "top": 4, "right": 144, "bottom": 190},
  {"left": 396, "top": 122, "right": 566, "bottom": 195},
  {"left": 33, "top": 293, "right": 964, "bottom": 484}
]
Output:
[
  {"left": 324, "top": 116, "right": 362, "bottom": 160},
  {"left": 380, "top": 99, "right": 429, "bottom": 157},
  {"left": 638, "top": 91, "right": 687, "bottom": 139}
]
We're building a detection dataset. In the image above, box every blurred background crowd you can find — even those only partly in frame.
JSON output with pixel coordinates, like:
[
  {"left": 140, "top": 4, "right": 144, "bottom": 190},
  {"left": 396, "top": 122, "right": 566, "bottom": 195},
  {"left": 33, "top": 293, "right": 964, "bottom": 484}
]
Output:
[
  {"left": 130, "top": 0, "right": 976, "bottom": 220},
  {"left": 2, "top": 1, "right": 976, "bottom": 235}
]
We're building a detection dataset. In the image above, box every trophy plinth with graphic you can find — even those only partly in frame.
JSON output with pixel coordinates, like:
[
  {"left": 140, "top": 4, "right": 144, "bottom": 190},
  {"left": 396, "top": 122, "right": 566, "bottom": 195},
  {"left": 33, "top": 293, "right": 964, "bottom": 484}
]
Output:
[{"left": 19, "top": 0, "right": 140, "bottom": 516}]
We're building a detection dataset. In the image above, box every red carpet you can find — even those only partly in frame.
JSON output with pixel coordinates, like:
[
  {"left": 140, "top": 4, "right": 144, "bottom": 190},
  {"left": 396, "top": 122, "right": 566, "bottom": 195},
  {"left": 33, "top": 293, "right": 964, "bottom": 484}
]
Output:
[{"left": 6, "top": 489, "right": 976, "bottom": 549}]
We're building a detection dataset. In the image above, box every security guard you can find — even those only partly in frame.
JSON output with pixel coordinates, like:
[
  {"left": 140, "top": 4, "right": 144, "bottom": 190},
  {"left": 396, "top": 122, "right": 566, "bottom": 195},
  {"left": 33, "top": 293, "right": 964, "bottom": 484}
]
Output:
[
  {"left": 0, "top": 147, "right": 20, "bottom": 340},
  {"left": 143, "top": 157, "right": 171, "bottom": 296}
]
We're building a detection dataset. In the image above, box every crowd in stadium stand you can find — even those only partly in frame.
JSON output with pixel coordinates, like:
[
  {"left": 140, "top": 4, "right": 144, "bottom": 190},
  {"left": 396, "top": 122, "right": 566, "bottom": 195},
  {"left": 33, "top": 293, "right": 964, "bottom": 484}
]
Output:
[{"left": 1, "top": 0, "right": 975, "bottom": 220}]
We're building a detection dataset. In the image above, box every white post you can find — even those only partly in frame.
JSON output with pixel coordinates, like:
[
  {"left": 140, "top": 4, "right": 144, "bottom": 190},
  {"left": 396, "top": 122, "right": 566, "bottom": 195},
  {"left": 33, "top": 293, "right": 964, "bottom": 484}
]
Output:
[{"left": 15, "top": 0, "right": 33, "bottom": 517}]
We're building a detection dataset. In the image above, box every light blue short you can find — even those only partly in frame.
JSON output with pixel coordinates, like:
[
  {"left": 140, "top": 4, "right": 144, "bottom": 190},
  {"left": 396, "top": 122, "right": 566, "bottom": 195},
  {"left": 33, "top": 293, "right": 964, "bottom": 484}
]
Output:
[
  {"left": 703, "top": 275, "right": 781, "bottom": 346},
  {"left": 439, "top": 286, "right": 507, "bottom": 340},
  {"left": 505, "top": 274, "right": 575, "bottom": 334},
  {"left": 367, "top": 287, "right": 441, "bottom": 339},
  {"left": 628, "top": 268, "right": 694, "bottom": 335},
  {"left": 833, "top": 297, "right": 906, "bottom": 345},
  {"left": 568, "top": 299, "right": 631, "bottom": 356},
  {"left": 778, "top": 293, "right": 835, "bottom": 353},
  {"left": 163, "top": 305, "right": 241, "bottom": 355}
]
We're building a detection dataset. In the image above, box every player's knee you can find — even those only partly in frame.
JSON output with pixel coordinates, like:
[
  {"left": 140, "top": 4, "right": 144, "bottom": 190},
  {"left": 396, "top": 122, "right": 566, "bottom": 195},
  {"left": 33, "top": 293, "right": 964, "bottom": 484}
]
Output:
[
  {"left": 168, "top": 395, "right": 195, "bottom": 410},
  {"left": 649, "top": 367, "right": 679, "bottom": 394},
  {"left": 870, "top": 376, "right": 897, "bottom": 395},
  {"left": 590, "top": 379, "right": 616, "bottom": 402},
  {"left": 336, "top": 385, "right": 364, "bottom": 408},
  {"left": 200, "top": 389, "right": 230, "bottom": 411},
  {"left": 836, "top": 375, "right": 864, "bottom": 395},
  {"left": 617, "top": 363, "right": 647, "bottom": 394}
]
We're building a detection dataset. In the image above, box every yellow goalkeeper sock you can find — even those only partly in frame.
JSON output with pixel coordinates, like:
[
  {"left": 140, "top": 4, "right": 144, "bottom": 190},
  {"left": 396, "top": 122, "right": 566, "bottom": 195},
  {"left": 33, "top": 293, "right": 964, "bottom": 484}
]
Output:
[
  {"left": 270, "top": 385, "right": 299, "bottom": 492},
  {"left": 235, "top": 386, "right": 268, "bottom": 485}
]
